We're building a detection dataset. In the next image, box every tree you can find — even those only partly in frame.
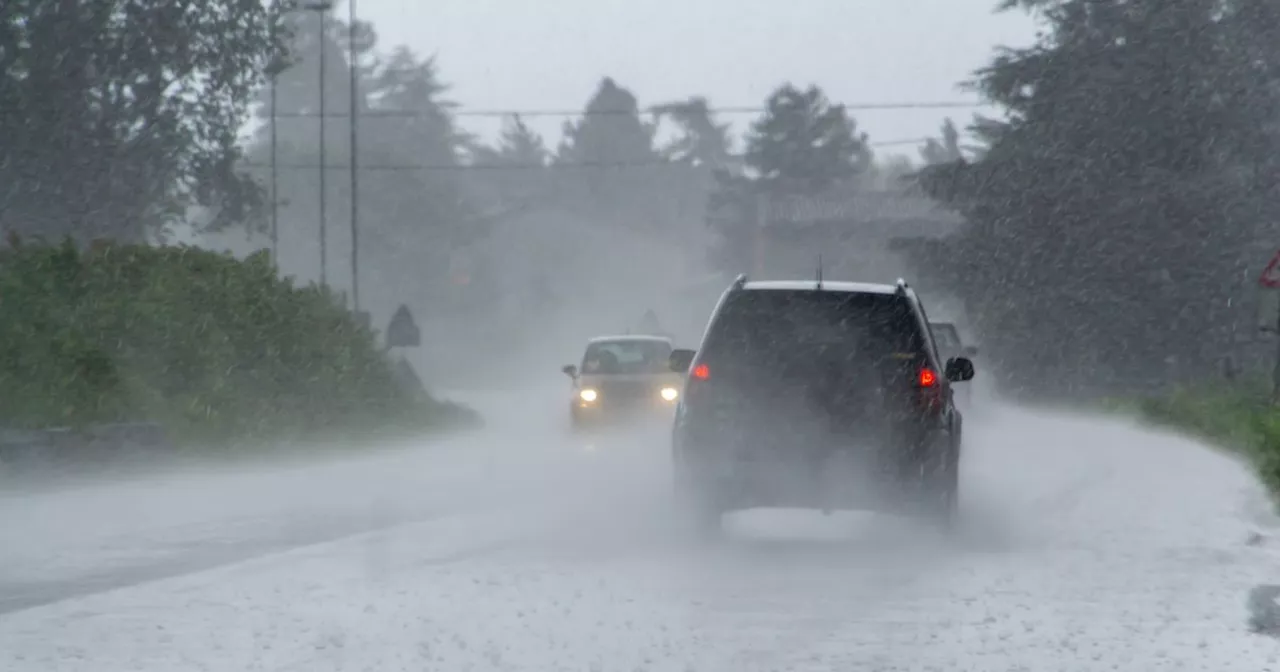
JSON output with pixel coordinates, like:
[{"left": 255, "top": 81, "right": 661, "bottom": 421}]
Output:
[
  {"left": 652, "top": 97, "right": 733, "bottom": 167},
  {"left": 743, "top": 83, "right": 873, "bottom": 193},
  {"left": 463, "top": 114, "right": 552, "bottom": 215},
  {"left": 0, "top": 0, "right": 286, "bottom": 242},
  {"left": 703, "top": 83, "right": 875, "bottom": 274},
  {"left": 238, "top": 18, "right": 476, "bottom": 319},
  {"left": 473, "top": 115, "right": 549, "bottom": 167},
  {"left": 498, "top": 115, "right": 549, "bottom": 166},
  {"left": 555, "top": 77, "right": 675, "bottom": 229},
  {"left": 914, "top": 0, "right": 1280, "bottom": 398},
  {"left": 240, "top": 9, "right": 358, "bottom": 282},
  {"left": 358, "top": 47, "right": 479, "bottom": 310},
  {"left": 919, "top": 118, "right": 963, "bottom": 165},
  {"left": 556, "top": 77, "right": 658, "bottom": 166},
  {"left": 262, "top": 8, "right": 355, "bottom": 125},
  {"left": 964, "top": 114, "right": 1006, "bottom": 160},
  {"left": 340, "top": 17, "right": 381, "bottom": 85},
  {"left": 367, "top": 48, "right": 468, "bottom": 170},
  {"left": 870, "top": 154, "right": 917, "bottom": 190}
]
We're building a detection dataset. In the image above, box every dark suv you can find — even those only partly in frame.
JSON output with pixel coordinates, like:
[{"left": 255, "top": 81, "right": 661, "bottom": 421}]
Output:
[{"left": 667, "top": 275, "right": 975, "bottom": 536}]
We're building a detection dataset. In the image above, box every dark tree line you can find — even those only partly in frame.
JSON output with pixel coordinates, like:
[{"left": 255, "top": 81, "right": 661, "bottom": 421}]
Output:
[
  {"left": 250, "top": 23, "right": 905, "bottom": 319},
  {"left": 0, "top": 1, "right": 965, "bottom": 356},
  {"left": 913, "top": 0, "right": 1280, "bottom": 398},
  {"left": 0, "top": 1, "right": 908, "bottom": 322},
  {"left": 702, "top": 84, "right": 882, "bottom": 274}
]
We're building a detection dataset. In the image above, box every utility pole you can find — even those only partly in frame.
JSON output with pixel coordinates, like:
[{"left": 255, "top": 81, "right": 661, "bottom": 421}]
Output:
[
  {"left": 348, "top": 0, "right": 360, "bottom": 311},
  {"left": 304, "top": 1, "right": 333, "bottom": 288},
  {"left": 268, "top": 2, "right": 280, "bottom": 263},
  {"left": 270, "top": 78, "right": 279, "bottom": 262},
  {"left": 270, "top": 2, "right": 332, "bottom": 273},
  {"left": 316, "top": 5, "right": 327, "bottom": 288}
]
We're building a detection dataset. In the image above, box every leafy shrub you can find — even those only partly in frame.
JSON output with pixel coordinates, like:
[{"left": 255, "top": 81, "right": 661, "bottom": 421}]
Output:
[{"left": 0, "top": 237, "right": 470, "bottom": 446}]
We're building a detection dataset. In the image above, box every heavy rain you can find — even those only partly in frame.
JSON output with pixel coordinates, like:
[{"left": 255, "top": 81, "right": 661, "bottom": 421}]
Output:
[{"left": 2, "top": 0, "right": 1280, "bottom": 669}]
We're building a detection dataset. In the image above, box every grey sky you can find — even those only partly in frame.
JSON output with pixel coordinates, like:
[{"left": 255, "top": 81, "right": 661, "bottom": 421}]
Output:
[{"left": 354, "top": 0, "right": 1038, "bottom": 158}]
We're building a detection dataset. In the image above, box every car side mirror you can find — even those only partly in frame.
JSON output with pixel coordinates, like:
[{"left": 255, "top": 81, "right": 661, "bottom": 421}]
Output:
[
  {"left": 945, "top": 356, "right": 975, "bottom": 382},
  {"left": 669, "top": 348, "right": 696, "bottom": 373},
  {"left": 963, "top": 345, "right": 979, "bottom": 357},
  {"left": 561, "top": 364, "right": 577, "bottom": 378}
]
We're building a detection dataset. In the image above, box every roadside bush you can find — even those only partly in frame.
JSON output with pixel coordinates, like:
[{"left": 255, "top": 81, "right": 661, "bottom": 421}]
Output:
[
  {"left": 0, "top": 237, "right": 474, "bottom": 447},
  {"left": 1118, "top": 382, "right": 1280, "bottom": 500}
]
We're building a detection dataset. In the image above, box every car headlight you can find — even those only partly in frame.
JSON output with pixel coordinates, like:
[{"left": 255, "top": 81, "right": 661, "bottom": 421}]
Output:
[
  {"left": 660, "top": 386, "right": 679, "bottom": 401},
  {"left": 579, "top": 388, "right": 598, "bottom": 402}
]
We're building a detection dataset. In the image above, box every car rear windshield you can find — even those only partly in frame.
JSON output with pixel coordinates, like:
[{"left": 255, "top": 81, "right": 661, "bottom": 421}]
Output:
[
  {"left": 700, "top": 289, "right": 926, "bottom": 369},
  {"left": 581, "top": 339, "right": 672, "bottom": 374}
]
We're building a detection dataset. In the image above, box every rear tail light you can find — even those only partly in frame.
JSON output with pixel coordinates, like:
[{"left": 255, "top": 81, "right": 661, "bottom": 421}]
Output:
[
  {"left": 916, "top": 366, "right": 944, "bottom": 414},
  {"left": 684, "top": 362, "right": 711, "bottom": 404}
]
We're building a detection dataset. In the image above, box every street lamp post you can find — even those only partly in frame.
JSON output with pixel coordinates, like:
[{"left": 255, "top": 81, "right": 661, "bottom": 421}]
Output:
[
  {"left": 348, "top": 0, "right": 360, "bottom": 311},
  {"left": 303, "top": 1, "right": 332, "bottom": 288},
  {"left": 268, "top": 2, "right": 280, "bottom": 263},
  {"left": 269, "top": 51, "right": 279, "bottom": 263},
  {"left": 268, "top": 2, "right": 333, "bottom": 277}
]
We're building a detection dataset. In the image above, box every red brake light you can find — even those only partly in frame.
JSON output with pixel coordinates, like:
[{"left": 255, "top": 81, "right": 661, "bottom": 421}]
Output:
[
  {"left": 918, "top": 367, "right": 938, "bottom": 387},
  {"left": 692, "top": 363, "right": 710, "bottom": 380}
]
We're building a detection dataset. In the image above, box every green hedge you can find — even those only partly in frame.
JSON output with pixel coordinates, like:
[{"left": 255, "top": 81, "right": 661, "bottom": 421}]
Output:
[
  {"left": 1115, "top": 382, "right": 1280, "bottom": 499},
  {"left": 0, "top": 237, "right": 471, "bottom": 447}
]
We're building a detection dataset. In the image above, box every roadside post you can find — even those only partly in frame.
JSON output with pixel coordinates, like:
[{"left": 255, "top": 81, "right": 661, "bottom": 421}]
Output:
[
  {"left": 386, "top": 304, "right": 420, "bottom": 349},
  {"left": 385, "top": 304, "right": 424, "bottom": 399},
  {"left": 1256, "top": 250, "right": 1280, "bottom": 401}
]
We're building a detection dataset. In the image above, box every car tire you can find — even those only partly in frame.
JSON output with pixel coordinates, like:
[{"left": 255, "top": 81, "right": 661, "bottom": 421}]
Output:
[
  {"left": 921, "top": 445, "right": 959, "bottom": 531},
  {"left": 685, "top": 493, "right": 724, "bottom": 540},
  {"left": 673, "top": 457, "right": 724, "bottom": 541}
]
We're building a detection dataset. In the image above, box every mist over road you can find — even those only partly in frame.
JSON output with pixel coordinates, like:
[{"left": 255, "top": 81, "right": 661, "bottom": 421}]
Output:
[
  {"left": 1, "top": 382, "right": 1277, "bottom": 670},
  {"left": 0, "top": 384, "right": 566, "bottom": 613}
]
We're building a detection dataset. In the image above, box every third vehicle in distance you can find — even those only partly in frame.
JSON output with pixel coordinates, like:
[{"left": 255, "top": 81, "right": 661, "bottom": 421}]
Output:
[{"left": 929, "top": 320, "right": 978, "bottom": 407}]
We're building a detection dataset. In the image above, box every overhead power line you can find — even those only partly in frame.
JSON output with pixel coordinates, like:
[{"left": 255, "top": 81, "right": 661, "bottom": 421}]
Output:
[
  {"left": 270, "top": 100, "right": 984, "bottom": 119},
  {"left": 243, "top": 137, "right": 935, "bottom": 172}
]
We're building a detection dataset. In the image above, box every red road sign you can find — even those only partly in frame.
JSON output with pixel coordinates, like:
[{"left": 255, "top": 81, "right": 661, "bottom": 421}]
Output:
[{"left": 1261, "top": 250, "right": 1280, "bottom": 288}]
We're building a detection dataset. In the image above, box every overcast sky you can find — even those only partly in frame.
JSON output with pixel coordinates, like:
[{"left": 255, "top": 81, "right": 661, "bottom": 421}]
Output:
[{"left": 350, "top": 0, "right": 1038, "bottom": 159}]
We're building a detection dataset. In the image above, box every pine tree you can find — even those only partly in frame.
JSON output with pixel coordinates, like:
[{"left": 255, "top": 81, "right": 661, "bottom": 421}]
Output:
[
  {"left": 652, "top": 97, "right": 733, "bottom": 166},
  {"left": 493, "top": 115, "right": 549, "bottom": 166},
  {"left": 556, "top": 77, "right": 657, "bottom": 166},
  {"left": 743, "top": 83, "right": 872, "bottom": 194},
  {"left": 915, "top": 0, "right": 1280, "bottom": 395},
  {"left": 919, "top": 118, "right": 963, "bottom": 165}
]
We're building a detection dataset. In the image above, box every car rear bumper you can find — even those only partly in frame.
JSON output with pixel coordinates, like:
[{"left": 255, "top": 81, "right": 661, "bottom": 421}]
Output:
[
  {"left": 680, "top": 449, "right": 945, "bottom": 512},
  {"left": 674, "top": 420, "right": 949, "bottom": 503}
]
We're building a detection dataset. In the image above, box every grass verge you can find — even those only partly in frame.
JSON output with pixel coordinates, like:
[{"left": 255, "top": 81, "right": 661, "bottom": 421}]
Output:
[{"left": 1107, "top": 381, "right": 1280, "bottom": 500}]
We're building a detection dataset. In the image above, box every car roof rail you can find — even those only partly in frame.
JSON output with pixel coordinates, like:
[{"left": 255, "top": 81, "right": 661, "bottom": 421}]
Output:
[
  {"left": 894, "top": 277, "right": 910, "bottom": 295},
  {"left": 731, "top": 273, "right": 748, "bottom": 291}
]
